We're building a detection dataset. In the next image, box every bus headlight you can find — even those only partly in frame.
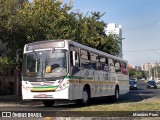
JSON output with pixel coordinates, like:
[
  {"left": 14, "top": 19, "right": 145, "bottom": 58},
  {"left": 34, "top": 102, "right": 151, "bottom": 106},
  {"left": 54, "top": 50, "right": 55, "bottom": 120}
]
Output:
[
  {"left": 22, "top": 85, "right": 30, "bottom": 92},
  {"left": 134, "top": 84, "right": 137, "bottom": 87},
  {"left": 56, "top": 81, "right": 69, "bottom": 91},
  {"left": 22, "top": 82, "right": 31, "bottom": 92}
]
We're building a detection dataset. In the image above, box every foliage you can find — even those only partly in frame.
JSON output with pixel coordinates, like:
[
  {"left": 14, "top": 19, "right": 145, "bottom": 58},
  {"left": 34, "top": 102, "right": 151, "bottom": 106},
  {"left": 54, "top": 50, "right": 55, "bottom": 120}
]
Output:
[
  {"left": 128, "top": 68, "right": 136, "bottom": 78},
  {"left": 129, "top": 68, "right": 146, "bottom": 79},
  {"left": 151, "top": 66, "right": 160, "bottom": 78},
  {"left": 0, "top": 0, "right": 120, "bottom": 65},
  {"left": 0, "top": 0, "right": 24, "bottom": 59},
  {"left": 0, "top": 57, "right": 15, "bottom": 75}
]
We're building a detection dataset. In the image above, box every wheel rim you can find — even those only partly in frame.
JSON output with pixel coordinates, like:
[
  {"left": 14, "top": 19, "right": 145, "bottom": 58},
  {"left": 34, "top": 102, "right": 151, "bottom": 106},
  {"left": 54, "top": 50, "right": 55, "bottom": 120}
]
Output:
[
  {"left": 82, "top": 90, "right": 88, "bottom": 103},
  {"left": 116, "top": 89, "right": 119, "bottom": 99}
]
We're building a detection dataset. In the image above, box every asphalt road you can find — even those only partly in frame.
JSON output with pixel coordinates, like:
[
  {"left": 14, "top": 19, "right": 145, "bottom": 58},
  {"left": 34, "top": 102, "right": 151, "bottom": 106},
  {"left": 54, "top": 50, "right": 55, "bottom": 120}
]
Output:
[{"left": 0, "top": 80, "right": 159, "bottom": 118}]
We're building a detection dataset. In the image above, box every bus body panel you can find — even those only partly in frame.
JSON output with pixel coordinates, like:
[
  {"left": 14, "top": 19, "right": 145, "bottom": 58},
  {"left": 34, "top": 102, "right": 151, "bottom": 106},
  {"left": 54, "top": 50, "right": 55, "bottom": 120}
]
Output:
[{"left": 22, "top": 80, "right": 70, "bottom": 100}]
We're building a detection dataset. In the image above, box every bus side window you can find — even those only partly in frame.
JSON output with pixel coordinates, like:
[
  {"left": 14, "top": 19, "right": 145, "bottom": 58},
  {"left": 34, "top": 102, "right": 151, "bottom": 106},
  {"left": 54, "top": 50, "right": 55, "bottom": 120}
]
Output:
[
  {"left": 80, "top": 49, "right": 90, "bottom": 69},
  {"left": 99, "top": 55, "right": 108, "bottom": 71},
  {"left": 75, "top": 53, "right": 79, "bottom": 66},
  {"left": 90, "top": 52, "right": 99, "bottom": 70},
  {"left": 104, "top": 57, "right": 109, "bottom": 72},
  {"left": 114, "top": 60, "right": 121, "bottom": 73},
  {"left": 108, "top": 58, "right": 115, "bottom": 72},
  {"left": 121, "top": 62, "right": 127, "bottom": 75},
  {"left": 70, "top": 51, "right": 73, "bottom": 66},
  {"left": 70, "top": 52, "right": 79, "bottom": 67},
  {"left": 70, "top": 45, "right": 80, "bottom": 67}
]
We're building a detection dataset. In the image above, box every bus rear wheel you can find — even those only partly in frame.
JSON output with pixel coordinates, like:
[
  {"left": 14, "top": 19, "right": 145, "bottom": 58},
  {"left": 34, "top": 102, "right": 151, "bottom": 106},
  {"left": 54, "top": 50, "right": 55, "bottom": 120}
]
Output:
[
  {"left": 114, "top": 87, "right": 119, "bottom": 101},
  {"left": 43, "top": 100, "right": 55, "bottom": 107}
]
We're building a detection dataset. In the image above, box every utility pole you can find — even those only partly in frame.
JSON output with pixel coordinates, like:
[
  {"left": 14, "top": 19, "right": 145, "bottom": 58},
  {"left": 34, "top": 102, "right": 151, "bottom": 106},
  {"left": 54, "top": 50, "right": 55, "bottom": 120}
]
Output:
[
  {"left": 155, "top": 61, "right": 158, "bottom": 82},
  {"left": 148, "top": 63, "right": 151, "bottom": 80},
  {"left": 156, "top": 61, "right": 157, "bottom": 81}
]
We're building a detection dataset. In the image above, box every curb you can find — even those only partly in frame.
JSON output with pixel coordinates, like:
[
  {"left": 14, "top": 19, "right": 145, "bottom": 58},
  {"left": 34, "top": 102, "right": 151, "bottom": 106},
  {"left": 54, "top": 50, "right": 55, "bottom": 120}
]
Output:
[
  {"left": 0, "top": 101, "right": 43, "bottom": 107},
  {"left": 0, "top": 95, "right": 43, "bottom": 107}
]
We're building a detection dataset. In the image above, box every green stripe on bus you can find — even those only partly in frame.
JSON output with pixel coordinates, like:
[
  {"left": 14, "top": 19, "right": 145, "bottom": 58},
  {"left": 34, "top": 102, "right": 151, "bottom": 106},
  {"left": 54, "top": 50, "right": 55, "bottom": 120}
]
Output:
[
  {"left": 32, "top": 86, "right": 57, "bottom": 89},
  {"left": 65, "top": 76, "right": 92, "bottom": 80}
]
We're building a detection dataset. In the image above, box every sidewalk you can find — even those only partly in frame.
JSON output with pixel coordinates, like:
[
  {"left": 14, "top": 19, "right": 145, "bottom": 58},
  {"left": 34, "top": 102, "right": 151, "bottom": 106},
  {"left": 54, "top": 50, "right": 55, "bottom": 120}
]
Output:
[{"left": 0, "top": 95, "right": 43, "bottom": 107}]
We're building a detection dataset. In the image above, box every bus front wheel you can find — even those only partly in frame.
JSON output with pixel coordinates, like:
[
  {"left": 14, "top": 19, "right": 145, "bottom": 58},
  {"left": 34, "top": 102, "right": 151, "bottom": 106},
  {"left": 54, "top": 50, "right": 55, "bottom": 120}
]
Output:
[
  {"left": 43, "top": 100, "right": 55, "bottom": 107},
  {"left": 77, "top": 88, "right": 90, "bottom": 106}
]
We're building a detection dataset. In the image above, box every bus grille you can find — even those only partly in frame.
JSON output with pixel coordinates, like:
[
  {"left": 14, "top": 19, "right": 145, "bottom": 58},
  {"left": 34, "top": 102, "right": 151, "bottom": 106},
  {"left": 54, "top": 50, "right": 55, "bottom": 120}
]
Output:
[
  {"left": 30, "top": 82, "right": 57, "bottom": 92},
  {"left": 30, "top": 82, "right": 55, "bottom": 86}
]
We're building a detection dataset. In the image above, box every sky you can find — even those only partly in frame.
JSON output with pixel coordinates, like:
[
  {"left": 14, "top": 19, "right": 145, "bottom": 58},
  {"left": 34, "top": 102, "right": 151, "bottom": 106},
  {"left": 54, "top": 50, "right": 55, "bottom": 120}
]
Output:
[{"left": 29, "top": 0, "right": 160, "bottom": 66}]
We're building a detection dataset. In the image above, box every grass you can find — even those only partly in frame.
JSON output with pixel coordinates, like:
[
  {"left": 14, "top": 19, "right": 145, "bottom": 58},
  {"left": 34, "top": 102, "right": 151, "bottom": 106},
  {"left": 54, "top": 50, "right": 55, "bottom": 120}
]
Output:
[
  {"left": 70, "top": 99, "right": 160, "bottom": 111},
  {"left": 57, "top": 99, "right": 160, "bottom": 117},
  {"left": 55, "top": 99, "right": 160, "bottom": 117}
]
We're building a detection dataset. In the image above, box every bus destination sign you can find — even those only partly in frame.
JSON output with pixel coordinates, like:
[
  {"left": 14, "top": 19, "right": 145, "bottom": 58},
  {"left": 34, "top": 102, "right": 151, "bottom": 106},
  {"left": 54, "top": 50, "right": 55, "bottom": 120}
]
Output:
[{"left": 26, "top": 41, "right": 65, "bottom": 51}]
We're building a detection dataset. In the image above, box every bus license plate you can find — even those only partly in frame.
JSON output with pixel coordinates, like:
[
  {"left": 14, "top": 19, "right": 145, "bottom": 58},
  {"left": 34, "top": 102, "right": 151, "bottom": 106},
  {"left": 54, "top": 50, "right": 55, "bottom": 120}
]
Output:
[{"left": 37, "top": 94, "right": 47, "bottom": 98}]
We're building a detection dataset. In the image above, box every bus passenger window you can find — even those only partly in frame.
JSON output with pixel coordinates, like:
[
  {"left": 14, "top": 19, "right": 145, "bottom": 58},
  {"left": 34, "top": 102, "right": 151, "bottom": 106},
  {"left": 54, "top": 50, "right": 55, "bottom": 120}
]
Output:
[
  {"left": 121, "top": 62, "right": 127, "bottom": 75},
  {"left": 99, "top": 56, "right": 107, "bottom": 71},
  {"left": 75, "top": 53, "right": 79, "bottom": 66},
  {"left": 70, "top": 51, "right": 79, "bottom": 67},
  {"left": 108, "top": 58, "right": 115, "bottom": 72},
  {"left": 80, "top": 49, "right": 90, "bottom": 69},
  {"left": 90, "top": 53, "right": 99, "bottom": 70},
  {"left": 114, "top": 60, "right": 121, "bottom": 73}
]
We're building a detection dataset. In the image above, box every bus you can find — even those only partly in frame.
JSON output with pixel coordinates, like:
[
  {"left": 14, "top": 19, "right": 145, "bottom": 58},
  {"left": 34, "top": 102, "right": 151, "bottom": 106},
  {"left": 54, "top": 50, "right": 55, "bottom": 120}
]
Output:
[{"left": 22, "top": 39, "right": 129, "bottom": 107}]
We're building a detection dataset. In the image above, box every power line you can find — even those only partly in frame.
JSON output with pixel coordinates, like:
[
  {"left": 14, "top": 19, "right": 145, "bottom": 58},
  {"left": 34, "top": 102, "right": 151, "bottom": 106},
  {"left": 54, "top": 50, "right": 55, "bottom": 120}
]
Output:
[
  {"left": 123, "top": 49, "right": 160, "bottom": 53},
  {"left": 124, "top": 49, "right": 160, "bottom": 58}
]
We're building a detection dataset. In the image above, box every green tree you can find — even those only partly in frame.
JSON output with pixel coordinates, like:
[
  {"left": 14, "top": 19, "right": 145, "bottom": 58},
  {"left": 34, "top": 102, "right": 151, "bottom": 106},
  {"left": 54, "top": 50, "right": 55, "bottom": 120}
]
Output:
[
  {"left": 0, "top": 57, "right": 15, "bottom": 94},
  {"left": 129, "top": 68, "right": 136, "bottom": 78},
  {"left": 0, "top": 0, "right": 26, "bottom": 60},
  {"left": 1, "top": 0, "right": 120, "bottom": 64},
  {"left": 129, "top": 67, "right": 146, "bottom": 79},
  {"left": 71, "top": 11, "right": 119, "bottom": 55}
]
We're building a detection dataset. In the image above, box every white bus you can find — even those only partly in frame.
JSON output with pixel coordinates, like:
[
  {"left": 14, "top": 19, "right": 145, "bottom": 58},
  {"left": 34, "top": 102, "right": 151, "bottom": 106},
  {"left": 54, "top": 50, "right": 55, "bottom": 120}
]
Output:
[{"left": 22, "top": 40, "right": 129, "bottom": 106}]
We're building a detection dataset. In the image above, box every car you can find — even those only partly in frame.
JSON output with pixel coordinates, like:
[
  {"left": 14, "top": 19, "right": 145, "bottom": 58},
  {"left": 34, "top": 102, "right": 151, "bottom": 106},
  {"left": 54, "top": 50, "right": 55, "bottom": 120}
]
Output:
[
  {"left": 130, "top": 78, "right": 137, "bottom": 81},
  {"left": 146, "top": 80, "right": 157, "bottom": 89},
  {"left": 140, "top": 78, "right": 146, "bottom": 80},
  {"left": 129, "top": 80, "right": 137, "bottom": 90}
]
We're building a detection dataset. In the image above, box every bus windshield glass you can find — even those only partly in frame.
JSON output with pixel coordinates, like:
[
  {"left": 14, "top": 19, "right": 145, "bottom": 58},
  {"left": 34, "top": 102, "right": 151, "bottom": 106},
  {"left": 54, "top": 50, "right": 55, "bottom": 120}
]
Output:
[{"left": 23, "top": 49, "right": 68, "bottom": 79}]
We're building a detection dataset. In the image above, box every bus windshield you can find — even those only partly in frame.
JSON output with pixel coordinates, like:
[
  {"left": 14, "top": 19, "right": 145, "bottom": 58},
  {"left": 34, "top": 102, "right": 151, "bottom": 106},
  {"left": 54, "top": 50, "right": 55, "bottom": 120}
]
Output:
[{"left": 23, "top": 49, "right": 68, "bottom": 79}]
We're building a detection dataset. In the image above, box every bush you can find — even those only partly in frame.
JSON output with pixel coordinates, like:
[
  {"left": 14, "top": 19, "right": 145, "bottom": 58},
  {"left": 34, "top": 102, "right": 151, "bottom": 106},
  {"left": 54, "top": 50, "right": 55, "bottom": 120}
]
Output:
[{"left": 0, "top": 57, "right": 16, "bottom": 76}]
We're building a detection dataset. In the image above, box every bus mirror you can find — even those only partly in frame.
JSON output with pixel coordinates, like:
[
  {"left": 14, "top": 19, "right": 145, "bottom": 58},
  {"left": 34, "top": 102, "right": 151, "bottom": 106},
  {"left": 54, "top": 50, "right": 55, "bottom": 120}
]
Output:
[
  {"left": 72, "top": 51, "right": 76, "bottom": 66},
  {"left": 51, "top": 48, "right": 55, "bottom": 54}
]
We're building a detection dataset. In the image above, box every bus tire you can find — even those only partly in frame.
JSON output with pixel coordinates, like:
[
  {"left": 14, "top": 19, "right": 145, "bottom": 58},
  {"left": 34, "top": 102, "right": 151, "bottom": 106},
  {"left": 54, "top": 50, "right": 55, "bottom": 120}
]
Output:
[
  {"left": 114, "top": 87, "right": 119, "bottom": 101},
  {"left": 43, "top": 100, "right": 55, "bottom": 107},
  {"left": 77, "top": 87, "right": 90, "bottom": 106}
]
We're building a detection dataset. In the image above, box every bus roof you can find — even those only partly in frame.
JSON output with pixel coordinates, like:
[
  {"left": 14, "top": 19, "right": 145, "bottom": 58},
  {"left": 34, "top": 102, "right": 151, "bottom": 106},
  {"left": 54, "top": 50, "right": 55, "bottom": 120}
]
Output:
[
  {"left": 24, "top": 39, "right": 127, "bottom": 63},
  {"left": 67, "top": 40, "right": 127, "bottom": 63}
]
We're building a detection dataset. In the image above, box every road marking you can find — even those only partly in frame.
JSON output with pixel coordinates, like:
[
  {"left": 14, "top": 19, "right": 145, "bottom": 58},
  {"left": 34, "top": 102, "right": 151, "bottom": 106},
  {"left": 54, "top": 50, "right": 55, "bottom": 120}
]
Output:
[{"left": 137, "top": 87, "right": 146, "bottom": 101}]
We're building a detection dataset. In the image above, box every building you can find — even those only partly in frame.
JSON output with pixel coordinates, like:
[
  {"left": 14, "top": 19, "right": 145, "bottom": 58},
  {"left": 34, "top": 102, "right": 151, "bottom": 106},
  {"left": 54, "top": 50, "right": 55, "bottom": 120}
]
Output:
[
  {"left": 128, "top": 64, "right": 142, "bottom": 70},
  {"left": 134, "top": 66, "right": 142, "bottom": 71},
  {"left": 142, "top": 62, "right": 160, "bottom": 71},
  {"left": 104, "top": 23, "right": 124, "bottom": 58},
  {"left": 142, "top": 63, "right": 150, "bottom": 71}
]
